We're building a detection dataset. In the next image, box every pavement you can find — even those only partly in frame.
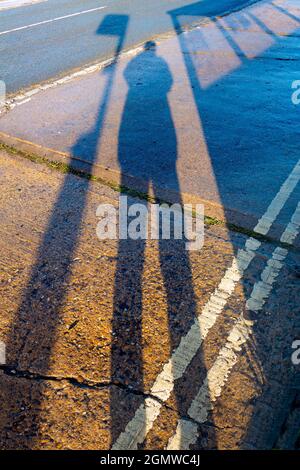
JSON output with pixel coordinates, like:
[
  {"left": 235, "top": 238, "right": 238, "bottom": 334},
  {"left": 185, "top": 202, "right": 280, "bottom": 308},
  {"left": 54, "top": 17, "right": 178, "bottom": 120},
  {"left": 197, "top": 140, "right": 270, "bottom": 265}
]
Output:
[{"left": 0, "top": 0, "right": 300, "bottom": 451}]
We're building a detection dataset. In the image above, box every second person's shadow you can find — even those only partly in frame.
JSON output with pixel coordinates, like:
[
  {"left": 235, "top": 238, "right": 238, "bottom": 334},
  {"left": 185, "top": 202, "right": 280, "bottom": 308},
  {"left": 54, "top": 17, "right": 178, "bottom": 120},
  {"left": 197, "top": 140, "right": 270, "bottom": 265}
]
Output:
[
  {"left": 111, "top": 42, "right": 205, "bottom": 447},
  {"left": 119, "top": 41, "right": 177, "bottom": 184}
]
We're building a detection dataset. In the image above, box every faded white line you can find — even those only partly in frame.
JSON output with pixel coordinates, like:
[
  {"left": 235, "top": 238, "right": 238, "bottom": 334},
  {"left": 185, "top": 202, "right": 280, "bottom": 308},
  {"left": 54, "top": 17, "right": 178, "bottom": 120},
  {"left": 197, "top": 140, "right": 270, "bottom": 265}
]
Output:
[
  {"left": 0, "top": 0, "right": 46, "bottom": 12},
  {"left": 247, "top": 202, "right": 300, "bottom": 312},
  {"left": 113, "top": 238, "right": 259, "bottom": 450},
  {"left": 167, "top": 202, "right": 300, "bottom": 450},
  {"left": 254, "top": 163, "right": 300, "bottom": 235},
  {"left": 246, "top": 247, "right": 288, "bottom": 311},
  {"left": 0, "top": 6, "right": 107, "bottom": 36},
  {"left": 167, "top": 317, "right": 253, "bottom": 450},
  {"left": 280, "top": 201, "right": 300, "bottom": 244},
  {"left": 112, "top": 159, "right": 300, "bottom": 450}
]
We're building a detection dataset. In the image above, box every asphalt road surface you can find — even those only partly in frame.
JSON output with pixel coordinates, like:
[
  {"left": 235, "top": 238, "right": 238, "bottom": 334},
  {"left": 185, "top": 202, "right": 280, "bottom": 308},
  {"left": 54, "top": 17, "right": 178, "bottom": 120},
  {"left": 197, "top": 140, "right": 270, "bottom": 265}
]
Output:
[{"left": 0, "top": 0, "right": 257, "bottom": 94}]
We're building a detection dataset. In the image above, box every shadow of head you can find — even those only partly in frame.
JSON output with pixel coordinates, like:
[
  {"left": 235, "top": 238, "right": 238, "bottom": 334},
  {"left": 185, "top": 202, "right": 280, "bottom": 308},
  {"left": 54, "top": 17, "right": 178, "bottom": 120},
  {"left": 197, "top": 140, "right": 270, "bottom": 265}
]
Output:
[
  {"left": 144, "top": 40, "right": 157, "bottom": 51},
  {"left": 96, "top": 14, "right": 129, "bottom": 39}
]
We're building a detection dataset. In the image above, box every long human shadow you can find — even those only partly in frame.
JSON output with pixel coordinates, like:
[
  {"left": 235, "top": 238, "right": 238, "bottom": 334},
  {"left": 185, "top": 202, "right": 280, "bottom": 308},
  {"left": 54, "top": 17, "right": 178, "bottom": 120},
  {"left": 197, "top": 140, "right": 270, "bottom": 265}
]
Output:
[
  {"left": 0, "top": 14, "right": 128, "bottom": 449},
  {"left": 167, "top": 0, "right": 300, "bottom": 449},
  {"left": 110, "top": 40, "right": 210, "bottom": 446}
]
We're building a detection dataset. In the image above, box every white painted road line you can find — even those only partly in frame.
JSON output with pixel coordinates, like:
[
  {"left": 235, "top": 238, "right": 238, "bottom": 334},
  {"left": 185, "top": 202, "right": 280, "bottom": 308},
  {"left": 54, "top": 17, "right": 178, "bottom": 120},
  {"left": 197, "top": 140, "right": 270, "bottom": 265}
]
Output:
[
  {"left": 167, "top": 317, "right": 253, "bottom": 450},
  {"left": 280, "top": 202, "right": 300, "bottom": 244},
  {"left": 112, "top": 158, "right": 300, "bottom": 450},
  {"left": 246, "top": 246, "right": 288, "bottom": 312},
  {"left": 113, "top": 238, "right": 260, "bottom": 450},
  {"left": 0, "top": 6, "right": 107, "bottom": 36},
  {"left": 253, "top": 161, "right": 300, "bottom": 236},
  {"left": 0, "top": 0, "right": 46, "bottom": 12},
  {"left": 167, "top": 202, "right": 300, "bottom": 450},
  {"left": 247, "top": 202, "right": 300, "bottom": 312}
]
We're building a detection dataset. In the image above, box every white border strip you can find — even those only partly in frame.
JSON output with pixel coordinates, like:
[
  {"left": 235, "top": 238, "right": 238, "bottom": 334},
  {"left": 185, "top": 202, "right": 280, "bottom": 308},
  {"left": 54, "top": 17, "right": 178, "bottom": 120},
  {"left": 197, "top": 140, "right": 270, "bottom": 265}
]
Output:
[{"left": 0, "top": 43, "right": 145, "bottom": 116}]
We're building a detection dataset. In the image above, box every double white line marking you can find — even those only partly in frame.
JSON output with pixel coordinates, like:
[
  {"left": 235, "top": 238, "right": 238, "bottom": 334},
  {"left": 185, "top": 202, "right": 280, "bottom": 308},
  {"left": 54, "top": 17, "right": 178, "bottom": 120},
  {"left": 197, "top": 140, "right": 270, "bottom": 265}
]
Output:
[
  {"left": 168, "top": 201, "right": 300, "bottom": 450},
  {"left": 113, "top": 159, "right": 300, "bottom": 450}
]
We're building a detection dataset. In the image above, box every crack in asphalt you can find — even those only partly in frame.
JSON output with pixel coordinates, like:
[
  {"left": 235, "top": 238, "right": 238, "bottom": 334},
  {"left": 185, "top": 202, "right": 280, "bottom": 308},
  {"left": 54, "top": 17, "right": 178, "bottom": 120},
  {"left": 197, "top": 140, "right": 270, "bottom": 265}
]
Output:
[
  {"left": 0, "top": 364, "right": 178, "bottom": 413},
  {"left": 0, "top": 364, "right": 221, "bottom": 428}
]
